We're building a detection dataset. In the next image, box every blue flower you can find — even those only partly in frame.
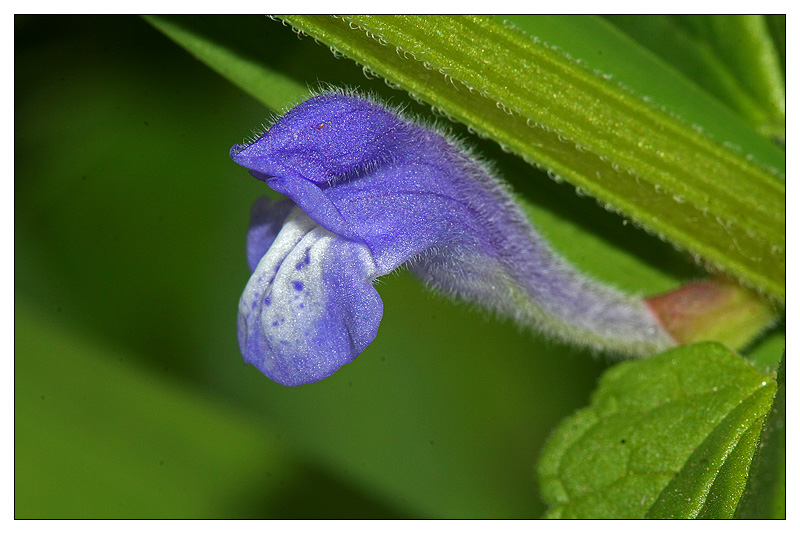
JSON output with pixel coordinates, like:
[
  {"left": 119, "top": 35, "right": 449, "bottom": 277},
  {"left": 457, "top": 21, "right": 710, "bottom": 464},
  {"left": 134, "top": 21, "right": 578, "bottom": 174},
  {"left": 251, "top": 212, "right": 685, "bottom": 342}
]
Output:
[{"left": 231, "top": 90, "right": 674, "bottom": 386}]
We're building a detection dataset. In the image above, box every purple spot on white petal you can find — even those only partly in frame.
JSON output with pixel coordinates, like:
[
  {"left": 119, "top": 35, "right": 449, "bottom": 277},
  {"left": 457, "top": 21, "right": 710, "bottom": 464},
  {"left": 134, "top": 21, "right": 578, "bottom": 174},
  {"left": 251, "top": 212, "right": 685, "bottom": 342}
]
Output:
[{"left": 292, "top": 281, "right": 304, "bottom": 291}]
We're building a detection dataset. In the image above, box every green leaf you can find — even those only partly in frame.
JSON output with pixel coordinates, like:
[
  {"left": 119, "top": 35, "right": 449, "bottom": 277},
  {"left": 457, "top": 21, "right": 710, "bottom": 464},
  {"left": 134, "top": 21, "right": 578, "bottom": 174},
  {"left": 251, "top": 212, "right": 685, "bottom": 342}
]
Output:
[
  {"left": 702, "top": 16, "right": 785, "bottom": 128},
  {"left": 278, "top": 15, "right": 784, "bottom": 302},
  {"left": 741, "top": 322, "right": 785, "bottom": 374},
  {"left": 766, "top": 15, "right": 786, "bottom": 78},
  {"left": 508, "top": 15, "right": 783, "bottom": 154},
  {"left": 604, "top": 15, "right": 785, "bottom": 140},
  {"left": 735, "top": 355, "right": 786, "bottom": 518},
  {"left": 538, "top": 342, "right": 777, "bottom": 518},
  {"left": 144, "top": 15, "right": 306, "bottom": 111}
]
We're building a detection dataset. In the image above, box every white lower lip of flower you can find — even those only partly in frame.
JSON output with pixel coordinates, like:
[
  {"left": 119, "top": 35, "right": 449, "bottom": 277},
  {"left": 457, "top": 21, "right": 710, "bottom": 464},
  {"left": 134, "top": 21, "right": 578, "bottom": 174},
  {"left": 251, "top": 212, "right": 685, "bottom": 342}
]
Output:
[{"left": 239, "top": 207, "right": 338, "bottom": 381}]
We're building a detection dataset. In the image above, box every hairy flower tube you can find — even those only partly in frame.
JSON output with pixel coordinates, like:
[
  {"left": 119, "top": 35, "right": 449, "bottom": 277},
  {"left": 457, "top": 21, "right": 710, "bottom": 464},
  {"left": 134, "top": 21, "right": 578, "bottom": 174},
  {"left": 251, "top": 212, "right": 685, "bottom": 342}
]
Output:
[{"left": 231, "top": 90, "right": 675, "bottom": 386}]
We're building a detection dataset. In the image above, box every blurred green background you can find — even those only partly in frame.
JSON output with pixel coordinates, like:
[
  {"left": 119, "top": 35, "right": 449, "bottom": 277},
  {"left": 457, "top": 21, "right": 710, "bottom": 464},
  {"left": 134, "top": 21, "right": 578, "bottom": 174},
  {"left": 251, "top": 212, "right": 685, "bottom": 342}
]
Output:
[{"left": 15, "top": 15, "right": 742, "bottom": 518}]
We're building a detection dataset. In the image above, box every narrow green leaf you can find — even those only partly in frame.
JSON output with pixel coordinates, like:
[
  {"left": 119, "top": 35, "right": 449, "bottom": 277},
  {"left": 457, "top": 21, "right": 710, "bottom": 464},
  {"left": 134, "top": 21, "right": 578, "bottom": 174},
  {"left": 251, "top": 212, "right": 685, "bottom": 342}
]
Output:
[
  {"left": 509, "top": 15, "right": 783, "bottom": 158},
  {"left": 144, "top": 15, "right": 306, "bottom": 111},
  {"left": 766, "top": 15, "right": 786, "bottom": 78},
  {"left": 603, "top": 15, "right": 777, "bottom": 132},
  {"left": 538, "top": 342, "right": 777, "bottom": 518},
  {"left": 280, "top": 15, "right": 785, "bottom": 301},
  {"left": 706, "top": 16, "right": 785, "bottom": 129},
  {"left": 640, "top": 15, "right": 785, "bottom": 142}
]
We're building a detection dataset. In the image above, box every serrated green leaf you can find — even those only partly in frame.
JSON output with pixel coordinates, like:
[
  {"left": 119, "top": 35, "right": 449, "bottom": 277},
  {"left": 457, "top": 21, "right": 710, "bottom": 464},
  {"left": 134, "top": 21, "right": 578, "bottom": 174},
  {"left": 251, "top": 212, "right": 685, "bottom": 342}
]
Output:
[
  {"left": 735, "top": 355, "right": 786, "bottom": 518},
  {"left": 538, "top": 342, "right": 777, "bottom": 518},
  {"left": 646, "top": 381, "right": 767, "bottom": 518},
  {"left": 695, "top": 415, "right": 763, "bottom": 518},
  {"left": 279, "top": 15, "right": 785, "bottom": 302}
]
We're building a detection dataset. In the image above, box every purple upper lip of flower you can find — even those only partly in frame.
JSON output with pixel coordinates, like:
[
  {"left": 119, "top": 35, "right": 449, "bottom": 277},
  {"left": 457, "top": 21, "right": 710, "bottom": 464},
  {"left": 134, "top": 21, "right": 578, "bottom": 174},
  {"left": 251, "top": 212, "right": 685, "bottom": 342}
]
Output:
[{"left": 231, "top": 89, "right": 674, "bottom": 386}]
